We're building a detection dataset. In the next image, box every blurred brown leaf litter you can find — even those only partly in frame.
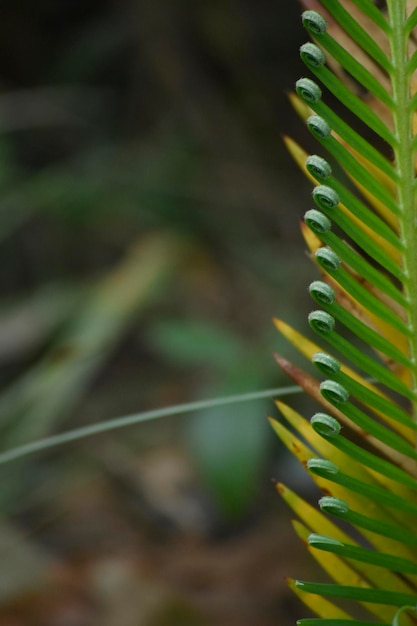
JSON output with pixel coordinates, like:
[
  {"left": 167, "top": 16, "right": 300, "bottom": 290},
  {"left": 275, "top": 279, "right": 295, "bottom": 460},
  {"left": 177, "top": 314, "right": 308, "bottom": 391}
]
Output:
[{"left": 0, "top": 1, "right": 314, "bottom": 624}]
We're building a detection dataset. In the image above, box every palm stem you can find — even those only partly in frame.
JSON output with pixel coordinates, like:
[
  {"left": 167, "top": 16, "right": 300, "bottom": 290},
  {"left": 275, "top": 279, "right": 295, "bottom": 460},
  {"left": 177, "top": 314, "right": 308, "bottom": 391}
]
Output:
[{"left": 387, "top": 0, "right": 417, "bottom": 419}]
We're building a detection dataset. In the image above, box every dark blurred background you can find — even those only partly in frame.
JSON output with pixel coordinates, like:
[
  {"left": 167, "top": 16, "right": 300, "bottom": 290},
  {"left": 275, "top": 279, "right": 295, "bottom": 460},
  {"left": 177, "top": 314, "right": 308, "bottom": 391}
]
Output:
[{"left": 0, "top": 2, "right": 319, "bottom": 625}]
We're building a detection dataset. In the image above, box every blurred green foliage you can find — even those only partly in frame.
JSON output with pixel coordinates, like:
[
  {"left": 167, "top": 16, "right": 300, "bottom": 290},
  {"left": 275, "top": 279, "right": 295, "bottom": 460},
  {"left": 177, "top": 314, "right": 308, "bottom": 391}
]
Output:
[{"left": 0, "top": 0, "right": 314, "bottom": 526}]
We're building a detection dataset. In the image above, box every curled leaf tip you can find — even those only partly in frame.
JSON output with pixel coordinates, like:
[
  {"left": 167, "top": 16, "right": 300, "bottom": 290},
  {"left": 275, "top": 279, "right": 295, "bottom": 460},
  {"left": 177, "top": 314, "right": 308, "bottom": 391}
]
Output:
[
  {"left": 296, "top": 77, "right": 322, "bottom": 104},
  {"left": 311, "top": 412, "right": 341, "bottom": 437},
  {"left": 312, "top": 352, "right": 340, "bottom": 375},
  {"left": 306, "top": 154, "right": 332, "bottom": 180},
  {"left": 304, "top": 209, "right": 331, "bottom": 234},
  {"left": 308, "top": 533, "right": 343, "bottom": 548},
  {"left": 392, "top": 604, "right": 417, "bottom": 626},
  {"left": 300, "top": 42, "right": 326, "bottom": 69},
  {"left": 302, "top": 10, "right": 327, "bottom": 35},
  {"left": 318, "top": 495, "right": 348, "bottom": 515},
  {"left": 313, "top": 185, "right": 340, "bottom": 210},
  {"left": 307, "top": 458, "right": 339, "bottom": 476},
  {"left": 315, "top": 247, "right": 341, "bottom": 271},
  {"left": 309, "top": 280, "right": 336, "bottom": 306},
  {"left": 308, "top": 309, "right": 335, "bottom": 334},
  {"left": 320, "top": 379, "right": 349, "bottom": 405},
  {"left": 307, "top": 115, "right": 331, "bottom": 139}
]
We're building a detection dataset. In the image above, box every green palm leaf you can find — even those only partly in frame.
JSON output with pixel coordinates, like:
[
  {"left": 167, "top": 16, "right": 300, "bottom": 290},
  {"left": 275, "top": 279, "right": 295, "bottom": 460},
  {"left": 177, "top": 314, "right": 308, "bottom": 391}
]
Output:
[{"left": 272, "top": 1, "right": 417, "bottom": 624}]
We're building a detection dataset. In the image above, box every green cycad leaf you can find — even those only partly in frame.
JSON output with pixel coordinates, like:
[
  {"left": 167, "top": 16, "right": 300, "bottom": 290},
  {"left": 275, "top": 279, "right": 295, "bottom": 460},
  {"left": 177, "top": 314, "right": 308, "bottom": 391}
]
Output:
[{"left": 273, "top": 2, "right": 417, "bottom": 624}]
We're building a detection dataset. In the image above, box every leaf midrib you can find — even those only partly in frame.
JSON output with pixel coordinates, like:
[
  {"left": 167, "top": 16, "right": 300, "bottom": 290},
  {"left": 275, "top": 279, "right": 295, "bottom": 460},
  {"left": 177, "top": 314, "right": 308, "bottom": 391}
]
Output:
[{"left": 387, "top": 0, "right": 417, "bottom": 419}]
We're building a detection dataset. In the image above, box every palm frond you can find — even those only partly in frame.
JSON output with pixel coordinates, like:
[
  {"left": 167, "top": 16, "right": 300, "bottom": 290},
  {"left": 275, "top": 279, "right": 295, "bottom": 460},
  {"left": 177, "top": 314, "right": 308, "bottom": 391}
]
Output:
[{"left": 273, "top": 1, "right": 417, "bottom": 624}]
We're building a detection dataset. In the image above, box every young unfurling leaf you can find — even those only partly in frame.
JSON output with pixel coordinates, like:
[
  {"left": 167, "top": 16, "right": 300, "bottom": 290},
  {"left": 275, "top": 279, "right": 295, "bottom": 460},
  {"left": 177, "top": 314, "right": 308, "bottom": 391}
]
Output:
[{"left": 272, "top": 2, "right": 417, "bottom": 624}]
